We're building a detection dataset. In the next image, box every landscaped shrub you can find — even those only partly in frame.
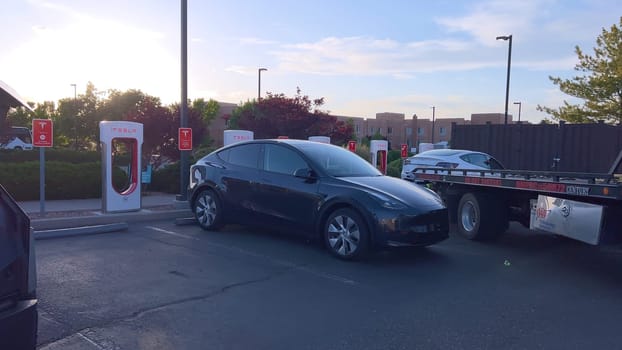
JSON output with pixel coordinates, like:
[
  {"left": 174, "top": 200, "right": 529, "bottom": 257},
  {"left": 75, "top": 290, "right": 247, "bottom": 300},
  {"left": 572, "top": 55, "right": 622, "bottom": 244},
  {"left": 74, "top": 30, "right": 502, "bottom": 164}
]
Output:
[
  {"left": 0, "top": 161, "right": 125, "bottom": 201},
  {"left": 387, "top": 158, "right": 403, "bottom": 178},
  {"left": 387, "top": 150, "right": 402, "bottom": 164},
  {"left": 0, "top": 149, "right": 100, "bottom": 163},
  {"left": 149, "top": 162, "right": 181, "bottom": 194}
]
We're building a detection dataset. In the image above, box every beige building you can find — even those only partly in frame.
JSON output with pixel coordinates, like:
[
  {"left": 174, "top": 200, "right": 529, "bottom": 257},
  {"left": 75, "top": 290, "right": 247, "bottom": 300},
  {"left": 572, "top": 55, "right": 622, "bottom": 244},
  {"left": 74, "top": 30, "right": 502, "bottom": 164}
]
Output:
[
  {"left": 206, "top": 102, "right": 514, "bottom": 150},
  {"left": 338, "top": 113, "right": 469, "bottom": 150},
  {"left": 470, "top": 113, "right": 513, "bottom": 124},
  {"left": 207, "top": 102, "right": 238, "bottom": 147}
]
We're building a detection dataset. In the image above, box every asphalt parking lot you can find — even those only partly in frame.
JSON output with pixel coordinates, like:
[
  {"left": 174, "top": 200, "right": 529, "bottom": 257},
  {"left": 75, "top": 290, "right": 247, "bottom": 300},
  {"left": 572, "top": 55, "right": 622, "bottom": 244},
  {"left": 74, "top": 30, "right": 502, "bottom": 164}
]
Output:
[{"left": 36, "top": 220, "right": 622, "bottom": 350}]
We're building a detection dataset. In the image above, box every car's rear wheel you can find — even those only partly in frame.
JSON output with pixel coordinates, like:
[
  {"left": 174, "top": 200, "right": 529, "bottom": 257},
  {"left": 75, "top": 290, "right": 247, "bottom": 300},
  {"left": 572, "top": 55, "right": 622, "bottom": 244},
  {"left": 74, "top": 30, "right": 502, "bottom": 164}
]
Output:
[
  {"left": 193, "top": 189, "right": 223, "bottom": 231},
  {"left": 324, "top": 208, "right": 369, "bottom": 260}
]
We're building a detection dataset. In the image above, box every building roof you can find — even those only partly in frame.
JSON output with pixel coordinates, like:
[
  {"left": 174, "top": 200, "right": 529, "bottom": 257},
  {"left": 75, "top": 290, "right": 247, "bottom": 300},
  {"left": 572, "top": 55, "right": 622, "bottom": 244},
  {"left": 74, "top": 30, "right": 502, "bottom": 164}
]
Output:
[{"left": 0, "top": 80, "right": 33, "bottom": 111}]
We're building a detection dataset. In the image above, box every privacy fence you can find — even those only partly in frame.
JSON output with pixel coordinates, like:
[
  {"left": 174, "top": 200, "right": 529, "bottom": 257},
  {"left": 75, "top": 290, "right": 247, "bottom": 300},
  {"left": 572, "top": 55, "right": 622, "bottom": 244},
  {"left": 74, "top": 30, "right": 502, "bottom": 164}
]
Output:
[{"left": 450, "top": 121, "right": 622, "bottom": 173}]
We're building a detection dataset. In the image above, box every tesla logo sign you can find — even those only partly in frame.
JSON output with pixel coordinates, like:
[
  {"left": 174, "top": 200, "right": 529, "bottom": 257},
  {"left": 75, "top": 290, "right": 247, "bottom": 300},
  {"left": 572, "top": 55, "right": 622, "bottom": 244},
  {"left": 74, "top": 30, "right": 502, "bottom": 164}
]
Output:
[
  {"left": 401, "top": 144, "right": 408, "bottom": 158},
  {"left": 178, "top": 127, "right": 192, "bottom": 150},
  {"left": 32, "top": 119, "right": 53, "bottom": 147},
  {"left": 348, "top": 140, "right": 356, "bottom": 152}
]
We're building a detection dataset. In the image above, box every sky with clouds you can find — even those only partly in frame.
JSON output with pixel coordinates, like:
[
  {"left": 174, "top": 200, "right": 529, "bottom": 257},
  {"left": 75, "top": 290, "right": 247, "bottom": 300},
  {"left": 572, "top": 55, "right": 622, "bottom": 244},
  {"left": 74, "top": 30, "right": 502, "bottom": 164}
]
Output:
[{"left": 1, "top": 0, "right": 620, "bottom": 123}]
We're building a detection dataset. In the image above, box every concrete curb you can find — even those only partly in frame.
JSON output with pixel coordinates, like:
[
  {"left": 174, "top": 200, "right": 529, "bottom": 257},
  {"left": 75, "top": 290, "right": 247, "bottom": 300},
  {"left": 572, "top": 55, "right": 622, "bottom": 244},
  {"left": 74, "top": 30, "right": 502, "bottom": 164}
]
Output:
[
  {"left": 31, "top": 209, "right": 192, "bottom": 231},
  {"left": 34, "top": 223, "right": 129, "bottom": 240}
]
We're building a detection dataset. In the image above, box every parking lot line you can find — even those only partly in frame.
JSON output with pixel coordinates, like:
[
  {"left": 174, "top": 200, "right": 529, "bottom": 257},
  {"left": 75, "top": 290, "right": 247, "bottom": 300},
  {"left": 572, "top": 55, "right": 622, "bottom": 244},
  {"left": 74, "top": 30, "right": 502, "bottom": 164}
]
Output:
[
  {"left": 145, "top": 226, "right": 199, "bottom": 240},
  {"left": 145, "top": 225, "right": 359, "bottom": 286}
]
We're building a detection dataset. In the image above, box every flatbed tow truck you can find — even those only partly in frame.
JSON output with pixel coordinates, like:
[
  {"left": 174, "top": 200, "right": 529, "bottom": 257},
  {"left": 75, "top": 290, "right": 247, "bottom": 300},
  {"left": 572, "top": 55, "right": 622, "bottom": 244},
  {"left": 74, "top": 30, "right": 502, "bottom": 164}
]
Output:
[{"left": 411, "top": 150, "right": 622, "bottom": 245}]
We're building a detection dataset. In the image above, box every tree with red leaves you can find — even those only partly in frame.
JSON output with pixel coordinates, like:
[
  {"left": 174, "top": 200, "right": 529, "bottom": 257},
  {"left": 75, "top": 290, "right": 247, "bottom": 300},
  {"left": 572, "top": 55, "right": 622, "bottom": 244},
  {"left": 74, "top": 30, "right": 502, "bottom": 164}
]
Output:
[
  {"left": 123, "top": 98, "right": 206, "bottom": 166},
  {"left": 229, "top": 88, "right": 353, "bottom": 145}
]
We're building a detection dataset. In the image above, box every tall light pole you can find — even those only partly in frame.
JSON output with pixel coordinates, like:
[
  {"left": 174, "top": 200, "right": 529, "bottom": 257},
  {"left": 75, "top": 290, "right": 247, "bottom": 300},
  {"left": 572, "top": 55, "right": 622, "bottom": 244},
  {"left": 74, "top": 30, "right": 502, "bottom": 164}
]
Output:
[
  {"left": 258, "top": 68, "right": 267, "bottom": 100},
  {"left": 431, "top": 106, "right": 436, "bottom": 144},
  {"left": 496, "top": 34, "right": 512, "bottom": 125},
  {"left": 70, "top": 84, "right": 77, "bottom": 149},
  {"left": 513, "top": 101, "right": 522, "bottom": 123},
  {"left": 178, "top": 0, "right": 189, "bottom": 201}
]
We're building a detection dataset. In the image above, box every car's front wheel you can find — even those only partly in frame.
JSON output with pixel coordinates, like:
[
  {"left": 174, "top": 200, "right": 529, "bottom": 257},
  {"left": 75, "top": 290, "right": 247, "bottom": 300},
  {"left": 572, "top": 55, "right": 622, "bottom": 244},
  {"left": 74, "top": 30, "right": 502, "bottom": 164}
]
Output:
[
  {"left": 193, "top": 189, "right": 223, "bottom": 231},
  {"left": 324, "top": 208, "right": 369, "bottom": 260}
]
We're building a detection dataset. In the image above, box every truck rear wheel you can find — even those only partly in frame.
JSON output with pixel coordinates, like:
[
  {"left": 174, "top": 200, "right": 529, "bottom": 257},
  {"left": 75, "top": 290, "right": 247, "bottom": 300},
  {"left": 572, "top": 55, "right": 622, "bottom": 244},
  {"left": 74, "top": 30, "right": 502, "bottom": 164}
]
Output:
[{"left": 457, "top": 192, "right": 508, "bottom": 240}]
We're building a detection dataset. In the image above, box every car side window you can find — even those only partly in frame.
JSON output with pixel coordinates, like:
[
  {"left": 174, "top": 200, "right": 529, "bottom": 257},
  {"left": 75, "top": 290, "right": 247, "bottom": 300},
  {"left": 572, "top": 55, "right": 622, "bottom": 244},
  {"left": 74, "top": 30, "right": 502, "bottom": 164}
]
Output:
[
  {"left": 264, "top": 144, "right": 308, "bottom": 175},
  {"left": 467, "top": 153, "right": 490, "bottom": 168},
  {"left": 226, "top": 144, "right": 261, "bottom": 169},
  {"left": 488, "top": 157, "right": 504, "bottom": 170}
]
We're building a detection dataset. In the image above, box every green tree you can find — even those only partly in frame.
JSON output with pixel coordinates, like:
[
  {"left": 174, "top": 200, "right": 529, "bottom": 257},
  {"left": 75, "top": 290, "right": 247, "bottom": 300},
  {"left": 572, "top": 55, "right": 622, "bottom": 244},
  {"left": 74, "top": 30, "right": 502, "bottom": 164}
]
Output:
[
  {"left": 97, "top": 89, "right": 153, "bottom": 121},
  {"left": 6, "top": 104, "right": 34, "bottom": 127},
  {"left": 537, "top": 17, "right": 622, "bottom": 124},
  {"left": 55, "top": 82, "right": 101, "bottom": 149},
  {"left": 191, "top": 98, "right": 220, "bottom": 147},
  {"left": 191, "top": 98, "right": 220, "bottom": 125}
]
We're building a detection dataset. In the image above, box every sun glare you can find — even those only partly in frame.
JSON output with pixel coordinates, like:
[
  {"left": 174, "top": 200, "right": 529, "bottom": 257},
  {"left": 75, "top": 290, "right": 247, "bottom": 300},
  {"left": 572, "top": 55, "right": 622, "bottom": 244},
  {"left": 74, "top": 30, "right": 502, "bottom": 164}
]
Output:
[{"left": 2, "top": 17, "right": 179, "bottom": 103}]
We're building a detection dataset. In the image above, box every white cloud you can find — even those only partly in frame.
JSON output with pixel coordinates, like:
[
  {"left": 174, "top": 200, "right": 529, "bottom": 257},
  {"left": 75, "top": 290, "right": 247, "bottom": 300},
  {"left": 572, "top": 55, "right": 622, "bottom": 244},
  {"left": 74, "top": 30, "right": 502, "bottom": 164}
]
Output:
[
  {"left": 516, "top": 56, "right": 577, "bottom": 71},
  {"left": 435, "top": 0, "right": 554, "bottom": 45},
  {"left": 224, "top": 65, "right": 256, "bottom": 76},
  {"left": 272, "top": 36, "right": 498, "bottom": 76},
  {"left": 238, "top": 37, "right": 279, "bottom": 45}
]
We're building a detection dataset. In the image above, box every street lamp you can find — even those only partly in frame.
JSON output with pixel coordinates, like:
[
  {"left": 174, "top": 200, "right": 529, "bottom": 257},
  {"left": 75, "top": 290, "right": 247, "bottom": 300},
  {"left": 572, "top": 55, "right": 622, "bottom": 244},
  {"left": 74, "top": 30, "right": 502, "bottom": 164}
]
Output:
[
  {"left": 179, "top": 0, "right": 189, "bottom": 201},
  {"left": 431, "top": 106, "right": 436, "bottom": 144},
  {"left": 496, "top": 34, "right": 512, "bottom": 125},
  {"left": 258, "top": 68, "right": 267, "bottom": 100},
  {"left": 513, "top": 101, "right": 522, "bottom": 123}
]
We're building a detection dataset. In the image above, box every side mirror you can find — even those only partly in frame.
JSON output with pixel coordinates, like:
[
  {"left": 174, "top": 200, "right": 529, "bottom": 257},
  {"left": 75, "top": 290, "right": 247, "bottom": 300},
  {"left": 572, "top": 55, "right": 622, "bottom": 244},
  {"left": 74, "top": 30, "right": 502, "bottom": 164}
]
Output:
[{"left": 294, "top": 168, "right": 316, "bottom": 179}]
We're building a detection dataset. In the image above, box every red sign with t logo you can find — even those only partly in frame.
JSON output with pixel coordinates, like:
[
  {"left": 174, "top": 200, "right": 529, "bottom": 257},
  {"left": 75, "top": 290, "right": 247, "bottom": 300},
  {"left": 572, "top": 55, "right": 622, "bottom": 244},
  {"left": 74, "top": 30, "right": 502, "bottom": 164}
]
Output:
[
  {"left": 401, "top": 144, "right": 408, "bottom": 158},
  {"left": 32, "top": 119, "right": 53, "bottom": 147},
  {"left": 348, "top": 140, "right": 356, "bottom": 152},
  {"left": 178, "top": 127, "right": 193, "bottom": 150}
]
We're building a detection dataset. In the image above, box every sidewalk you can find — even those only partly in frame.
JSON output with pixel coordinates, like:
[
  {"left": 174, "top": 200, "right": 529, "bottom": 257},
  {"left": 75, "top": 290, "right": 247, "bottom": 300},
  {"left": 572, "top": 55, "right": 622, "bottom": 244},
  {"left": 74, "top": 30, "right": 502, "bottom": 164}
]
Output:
[{"left": 19, "top": 192, "right": 193, "bottom": 231}]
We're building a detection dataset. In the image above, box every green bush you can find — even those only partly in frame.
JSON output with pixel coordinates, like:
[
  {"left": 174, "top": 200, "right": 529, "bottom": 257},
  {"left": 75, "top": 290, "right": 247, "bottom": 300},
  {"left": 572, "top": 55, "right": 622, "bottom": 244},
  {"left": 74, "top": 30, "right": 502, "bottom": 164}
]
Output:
[
  {"left": 0, "top": 161, "right": 125, "bottom": 201},
  {"left": 0, "top": 149, "right": 100, "bottom": 163},
  {"left": 387, "top": 158, "right": 403, "bottom": 178},
  {"left": 149, "top": 162, "right": 182, "bottom": 194},
  {"left": 387, "top": 150, "right": 402, "bottom": 163}
]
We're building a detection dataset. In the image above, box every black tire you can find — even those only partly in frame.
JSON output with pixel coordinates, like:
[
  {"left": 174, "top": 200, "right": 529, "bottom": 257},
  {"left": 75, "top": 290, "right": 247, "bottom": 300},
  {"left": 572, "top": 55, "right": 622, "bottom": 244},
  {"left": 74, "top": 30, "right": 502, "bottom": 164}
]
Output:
[
  {"left": 457, "top": 192, "right": 508, "bottom": 240},
  {"left": 193, "top": 189, "right": 223, "bottom": 231},
  {"left": 324, "top": 208, "right": 369, "bottom": 260}
]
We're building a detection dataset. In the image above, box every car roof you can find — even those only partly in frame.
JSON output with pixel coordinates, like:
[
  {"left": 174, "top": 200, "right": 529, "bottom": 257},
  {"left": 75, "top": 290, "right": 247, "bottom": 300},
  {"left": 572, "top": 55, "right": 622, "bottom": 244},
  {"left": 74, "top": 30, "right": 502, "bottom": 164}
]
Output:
[
  {"left": 415, "top": 149, "right": 486, "bottom": 157},
  {"left": 222, "top": 138, "right": 335, "bottom": 150}
]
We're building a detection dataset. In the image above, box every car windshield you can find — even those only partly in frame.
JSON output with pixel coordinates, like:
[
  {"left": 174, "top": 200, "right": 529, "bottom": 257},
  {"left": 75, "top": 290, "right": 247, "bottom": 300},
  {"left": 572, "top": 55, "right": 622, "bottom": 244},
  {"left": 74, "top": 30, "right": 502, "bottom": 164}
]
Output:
[{"left": 298, "top": 143, "right": 381, "bottom": 177}]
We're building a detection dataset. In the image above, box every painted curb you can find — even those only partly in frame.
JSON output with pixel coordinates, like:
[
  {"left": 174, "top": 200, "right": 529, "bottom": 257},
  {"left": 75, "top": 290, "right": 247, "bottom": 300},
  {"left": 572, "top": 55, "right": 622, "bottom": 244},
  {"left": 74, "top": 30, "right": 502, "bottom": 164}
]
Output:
[
  {"left": 31, "top": 209, "right": 192, "bottom": 231},
  {"left": 175, "top": 217, "right": 198, "bottom": 226},
  {"left": 34, "top": 222, "right": 129, "bottom": 240}
]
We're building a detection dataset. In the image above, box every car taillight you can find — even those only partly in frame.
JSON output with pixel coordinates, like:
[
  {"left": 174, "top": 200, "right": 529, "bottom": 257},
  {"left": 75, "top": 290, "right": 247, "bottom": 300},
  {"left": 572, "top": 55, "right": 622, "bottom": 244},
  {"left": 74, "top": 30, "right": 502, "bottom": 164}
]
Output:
[{"left": 436, "top": 162, "right": 459, "bottom": 168}]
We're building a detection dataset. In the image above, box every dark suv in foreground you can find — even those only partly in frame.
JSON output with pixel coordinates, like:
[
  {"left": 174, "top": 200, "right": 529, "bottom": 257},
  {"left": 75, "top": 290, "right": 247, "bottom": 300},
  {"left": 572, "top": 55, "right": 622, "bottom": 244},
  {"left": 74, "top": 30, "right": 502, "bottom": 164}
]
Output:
[{"left": 0, "top": 185, "right": 37, "bottom": 349}]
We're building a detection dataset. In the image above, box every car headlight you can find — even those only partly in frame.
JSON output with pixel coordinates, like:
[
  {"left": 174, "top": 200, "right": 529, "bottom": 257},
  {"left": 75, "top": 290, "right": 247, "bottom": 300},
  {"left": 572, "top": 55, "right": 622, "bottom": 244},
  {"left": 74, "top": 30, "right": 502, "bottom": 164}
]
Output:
[{"left": 369, "top": 192, "right": 407, "bottom": 210}]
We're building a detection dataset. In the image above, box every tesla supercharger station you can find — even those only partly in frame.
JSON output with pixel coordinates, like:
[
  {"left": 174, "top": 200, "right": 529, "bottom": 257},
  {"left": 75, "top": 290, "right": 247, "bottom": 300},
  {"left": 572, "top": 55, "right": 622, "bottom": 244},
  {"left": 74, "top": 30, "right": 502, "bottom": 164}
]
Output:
[
  {"left": 308, "top": 136, "right": 330, "bottom": 143},
  {"left": 370, "top": 140, "right": 388, "bottom": 175},
  {"left": 224, "top": 130, "right": 253, "bottom": 146},
  {"left": 100, "top": 121, "right": 143, "bottom": 213}
]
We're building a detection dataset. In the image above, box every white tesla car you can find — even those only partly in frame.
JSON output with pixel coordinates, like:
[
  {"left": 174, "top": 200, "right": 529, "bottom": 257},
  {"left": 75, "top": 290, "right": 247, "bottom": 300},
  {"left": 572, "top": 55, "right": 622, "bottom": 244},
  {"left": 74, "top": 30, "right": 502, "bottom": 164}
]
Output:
[{"left": 401, "top": 149, "right": 504, "bottom": 181}]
